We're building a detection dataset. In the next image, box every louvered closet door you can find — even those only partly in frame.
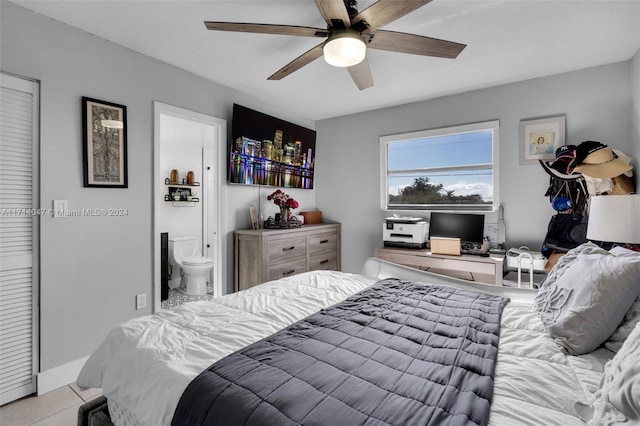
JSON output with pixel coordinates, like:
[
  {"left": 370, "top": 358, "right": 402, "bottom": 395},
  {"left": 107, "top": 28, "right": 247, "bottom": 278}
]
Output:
[{"left": 0, "top": 73, "right": 40, "bottom": 405}]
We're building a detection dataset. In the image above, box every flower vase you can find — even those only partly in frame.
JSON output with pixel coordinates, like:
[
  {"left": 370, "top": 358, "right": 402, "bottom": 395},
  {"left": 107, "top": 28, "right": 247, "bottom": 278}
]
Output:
[{"left": 279, "top": 208, "right": 290, "bottom": 227}]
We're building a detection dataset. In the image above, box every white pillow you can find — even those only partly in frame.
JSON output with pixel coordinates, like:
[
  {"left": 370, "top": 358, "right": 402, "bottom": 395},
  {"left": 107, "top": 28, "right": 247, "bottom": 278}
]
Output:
[
  {"left": 588, "top": 320, "right": 640, "bottom": 424},
  {"left": 534, "top": 243, "right": 640, "bottom": 355},
  {"left": 605, "top": 297, "right": 640, "bottom": 353},
  {"left": 604, "top": 247, "right": 640, "bottom": 353}
]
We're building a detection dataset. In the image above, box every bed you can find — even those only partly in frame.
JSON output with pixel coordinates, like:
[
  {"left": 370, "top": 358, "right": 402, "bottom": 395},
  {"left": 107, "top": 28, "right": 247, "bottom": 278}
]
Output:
[{"left": 77, "top": 245, "right": 640, "bottom": 426}]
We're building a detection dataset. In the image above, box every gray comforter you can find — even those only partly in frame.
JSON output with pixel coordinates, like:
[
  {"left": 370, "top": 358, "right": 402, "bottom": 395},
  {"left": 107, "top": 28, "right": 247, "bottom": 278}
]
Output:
[{"left": 172, "top": 279, "right": 509, "bottom": 426}]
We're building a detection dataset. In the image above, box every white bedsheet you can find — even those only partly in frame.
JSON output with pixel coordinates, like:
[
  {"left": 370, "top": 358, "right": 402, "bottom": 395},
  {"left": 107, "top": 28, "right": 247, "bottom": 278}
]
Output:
[
  {"left": 77, "top": 268, "right": 612, "bottom": 426},
  {"left": 77, "top": 270, "right": 376, "bottom": 426},
  {"left": 490, "top": 302, "right": 612, "bottom": 426}
]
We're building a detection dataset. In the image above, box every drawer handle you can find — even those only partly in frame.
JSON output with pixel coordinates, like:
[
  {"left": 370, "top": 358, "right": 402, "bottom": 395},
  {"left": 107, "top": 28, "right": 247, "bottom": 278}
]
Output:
[
  {"left": 282, "top": 246, "right": 295, "bottom": 251},
  {"left": 319, "top": 239, "right": 329, "bottom": 244},
  {"left": 282, "top": 269, "right": 296, "bottom": 276},
  {"left": 320, "top": 259, "right": 329, "bottom": 265}
]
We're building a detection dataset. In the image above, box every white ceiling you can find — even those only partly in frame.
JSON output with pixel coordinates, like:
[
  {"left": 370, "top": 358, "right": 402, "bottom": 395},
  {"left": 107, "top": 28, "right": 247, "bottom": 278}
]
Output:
[{"left": 11, "top": 0, "right": 640, "bottom": 121}]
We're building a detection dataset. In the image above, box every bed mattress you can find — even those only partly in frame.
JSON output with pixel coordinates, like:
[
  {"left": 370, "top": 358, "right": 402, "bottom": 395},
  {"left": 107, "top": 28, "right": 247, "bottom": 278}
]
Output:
[{"left": 77, "top": 269, "right": 612, "bottom": 426}]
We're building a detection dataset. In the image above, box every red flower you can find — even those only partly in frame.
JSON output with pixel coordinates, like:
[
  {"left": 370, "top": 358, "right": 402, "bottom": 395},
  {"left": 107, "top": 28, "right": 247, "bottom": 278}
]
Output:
[{"left": 267, "top": 189, "right": 298, "bottom": 211}]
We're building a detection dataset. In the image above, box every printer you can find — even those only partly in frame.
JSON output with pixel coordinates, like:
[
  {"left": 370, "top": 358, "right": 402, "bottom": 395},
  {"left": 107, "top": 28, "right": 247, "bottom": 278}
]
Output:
[{"left": 383, "top": 216, "right": 429, "bottom": 249}]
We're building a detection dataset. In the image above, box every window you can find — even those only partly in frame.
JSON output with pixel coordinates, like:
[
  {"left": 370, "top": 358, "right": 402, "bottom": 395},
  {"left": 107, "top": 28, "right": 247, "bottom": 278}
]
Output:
[{"left": 380, "top": 120, "right": 499, "bottom": 212}]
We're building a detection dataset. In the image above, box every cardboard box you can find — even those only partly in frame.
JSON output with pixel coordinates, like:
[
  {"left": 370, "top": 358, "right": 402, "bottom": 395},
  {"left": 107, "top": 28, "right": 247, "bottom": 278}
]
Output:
[
  {"left": 430, "top": 237, "right": 461, "bottom": 256},
  {"left": 300, "top": 211, "right": 322, "bottom": 224}
]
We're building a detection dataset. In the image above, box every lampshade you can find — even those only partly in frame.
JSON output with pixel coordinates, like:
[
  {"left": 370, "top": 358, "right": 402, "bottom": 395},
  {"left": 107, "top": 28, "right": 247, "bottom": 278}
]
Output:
[
  {"left": 323, "top": 29, "right": 366, "bottom": 67},
  {"left": 101, "top": 119, "right": 123, "bottom": 129},
  {"left": 586, "top": 194, "right": 640, "bottom": 244}
]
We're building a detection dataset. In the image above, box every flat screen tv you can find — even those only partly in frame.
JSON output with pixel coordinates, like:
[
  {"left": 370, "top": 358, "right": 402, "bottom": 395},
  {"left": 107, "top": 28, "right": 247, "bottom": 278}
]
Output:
[
  {"left": 428, "top": 212, "right": 485, "bottom": 245},
  {"left": 229, "top": 104, "right": 317, "bottom": 189}
]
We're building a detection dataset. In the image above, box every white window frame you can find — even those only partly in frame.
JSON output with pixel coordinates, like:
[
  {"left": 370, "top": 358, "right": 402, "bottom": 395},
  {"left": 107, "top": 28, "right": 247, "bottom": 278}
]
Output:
[{"left": 380, "top": 120, "right": 500, "bottom": 212}]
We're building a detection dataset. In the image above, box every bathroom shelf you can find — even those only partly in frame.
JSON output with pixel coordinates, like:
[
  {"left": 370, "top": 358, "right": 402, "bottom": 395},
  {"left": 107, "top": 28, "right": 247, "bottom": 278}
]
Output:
[
  {"left": 166, "top": 181, "right": 199, "bottom": 206},
  {"left": 165, "top": 198, "right": 199, "bottom": 202},
  {"left": 165, "top": 182, "right": 200, "bottom": 187}
]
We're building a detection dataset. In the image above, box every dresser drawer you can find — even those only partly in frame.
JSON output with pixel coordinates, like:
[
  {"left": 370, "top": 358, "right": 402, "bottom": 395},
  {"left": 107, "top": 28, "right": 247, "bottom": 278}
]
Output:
[
  {"left": 309, "top": 251, "right": 338, "bottom": 271},
  {"left": 268, "top": 258, "right": 307, "bottom": 281},
  {"left": 267, "top": 235, "right": 307, "bottom": 264},
  {"left": 375, "top": 251, "right": 423, "bottom": 270},
  {"left": 308, "top": 231, "right": 337, "bottom": 254},
  {"left": 422, "top": 257, "right": 495, "bottom": 275}
]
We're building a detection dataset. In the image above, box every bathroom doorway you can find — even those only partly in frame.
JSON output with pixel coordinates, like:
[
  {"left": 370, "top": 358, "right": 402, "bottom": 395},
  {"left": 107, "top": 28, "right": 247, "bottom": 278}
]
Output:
[{"left": 153, "top": 102, "right": 227, "bottom": 312}]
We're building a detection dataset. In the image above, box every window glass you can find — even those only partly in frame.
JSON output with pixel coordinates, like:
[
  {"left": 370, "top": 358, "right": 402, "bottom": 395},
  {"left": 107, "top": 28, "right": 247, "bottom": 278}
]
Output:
[{"left": 381, "top": 121, "right": 498, "bottom": 211}]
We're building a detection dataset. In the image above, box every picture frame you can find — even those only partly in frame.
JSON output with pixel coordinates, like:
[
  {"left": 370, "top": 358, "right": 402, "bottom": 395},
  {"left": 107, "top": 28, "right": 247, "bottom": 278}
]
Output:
[
  {"left": 249, "top": 205, "right": 259, "bottom": 230},
  {"left": 82, "top": 96, "right": 128, "bottom": 187},
  {"left": 519, "top": 115, "right": 565, "bottom": 164}
]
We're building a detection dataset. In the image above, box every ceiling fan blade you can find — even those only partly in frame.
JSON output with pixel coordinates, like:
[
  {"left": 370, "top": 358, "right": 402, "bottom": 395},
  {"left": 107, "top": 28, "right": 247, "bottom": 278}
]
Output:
[
  {"left": 204, "top": 22, "right": 328, "bottom": 38},
  {"left": 268, "top": 44, "right": 325, "bottom": 81},
  {"left": 347, "top": 58, "right": 374, "bottom": 90},
  {"left": 353, "top": 0, "right": 433, "bottom": 33},
  {"left": 369, "top": 30, "right": 466, "bottom": 58},
  {"left": 314, "top": 0, "right": 352, "bottom": 28}
]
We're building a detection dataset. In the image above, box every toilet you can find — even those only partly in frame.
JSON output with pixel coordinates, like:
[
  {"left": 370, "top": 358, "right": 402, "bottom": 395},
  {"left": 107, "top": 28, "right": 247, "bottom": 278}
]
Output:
[{"left": 168, "top": 236, "right": 214, "bottom": 296}]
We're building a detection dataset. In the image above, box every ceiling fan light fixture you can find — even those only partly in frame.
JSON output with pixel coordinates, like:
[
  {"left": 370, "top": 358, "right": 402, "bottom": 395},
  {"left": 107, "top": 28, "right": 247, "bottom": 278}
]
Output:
[{"left": 323, "top": 29, "right": 366, "bottom": 67}]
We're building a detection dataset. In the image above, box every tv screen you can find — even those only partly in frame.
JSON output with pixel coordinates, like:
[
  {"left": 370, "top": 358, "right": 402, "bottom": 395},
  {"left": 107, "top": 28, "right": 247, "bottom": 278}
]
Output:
[
  {"left": 229, "top": 104, "right": 316, "bottom": 189},
  {"left": 428, "top": 212, "right": 485, "bottom": 245}
]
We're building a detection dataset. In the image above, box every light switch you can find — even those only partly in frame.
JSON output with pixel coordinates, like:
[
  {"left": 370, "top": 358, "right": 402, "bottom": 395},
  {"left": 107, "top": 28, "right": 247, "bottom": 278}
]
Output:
[
  {"left": 53, "top": 200, "right": 68, "bottom": 218},
  {"left": 136, "top": 293, "right": 147, "bottom": 310}
]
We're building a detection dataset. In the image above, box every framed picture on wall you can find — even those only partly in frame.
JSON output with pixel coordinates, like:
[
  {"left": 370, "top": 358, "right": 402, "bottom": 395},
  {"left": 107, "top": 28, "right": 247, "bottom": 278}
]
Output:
[
  {"left": 249, "top": 205, "right": 259, "bottom": 230},
  {"left": 82, "top": 96, "right": 128, "bottom": 187},
  {"left": 519, "top": 115, "right": 565, "bottom": 164}
]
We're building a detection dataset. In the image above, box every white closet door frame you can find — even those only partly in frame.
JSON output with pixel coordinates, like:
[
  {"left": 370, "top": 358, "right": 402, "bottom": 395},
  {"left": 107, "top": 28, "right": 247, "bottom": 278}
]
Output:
[{"left": 0, "top": 72, "right": 40, "bottom": 405}]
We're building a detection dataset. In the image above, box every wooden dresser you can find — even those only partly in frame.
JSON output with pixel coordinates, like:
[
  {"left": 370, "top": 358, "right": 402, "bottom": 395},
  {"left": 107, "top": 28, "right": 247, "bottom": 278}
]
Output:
[{"left": 234, "top": 223, "right": 341, "bottom": 292}]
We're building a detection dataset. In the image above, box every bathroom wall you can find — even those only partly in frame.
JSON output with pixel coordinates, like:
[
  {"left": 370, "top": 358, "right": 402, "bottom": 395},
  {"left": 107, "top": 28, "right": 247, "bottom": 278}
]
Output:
[{"left": 159, "top": 115, "right": 208, "bottom": 256}]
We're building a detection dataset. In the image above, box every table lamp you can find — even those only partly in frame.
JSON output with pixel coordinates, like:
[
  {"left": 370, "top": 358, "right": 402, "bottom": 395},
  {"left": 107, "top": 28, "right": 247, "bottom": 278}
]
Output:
[{"left": 586, "top": 194, "right": 640, "bottom": 244}]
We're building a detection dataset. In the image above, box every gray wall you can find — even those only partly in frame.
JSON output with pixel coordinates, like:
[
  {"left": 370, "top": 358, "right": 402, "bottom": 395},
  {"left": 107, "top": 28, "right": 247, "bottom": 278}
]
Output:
[
  {"left": 316, "top": 60, "right": 637, "bottom": 274},
  {"left": 633, "top": 50, "right": 640, "bottom": 163},
  {"left": 0, "top": 2, "right": 316, "bottom": 371}
]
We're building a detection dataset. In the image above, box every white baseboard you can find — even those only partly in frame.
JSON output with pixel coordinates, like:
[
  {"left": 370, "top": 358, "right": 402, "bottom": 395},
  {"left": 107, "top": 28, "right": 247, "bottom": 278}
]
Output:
[{"left": 36, "top": 355, "right": 89, "bottom": 395}]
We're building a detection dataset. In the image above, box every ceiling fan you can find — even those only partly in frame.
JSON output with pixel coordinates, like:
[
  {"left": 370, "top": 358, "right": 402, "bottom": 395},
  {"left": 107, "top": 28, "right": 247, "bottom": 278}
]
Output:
[{"left": 204, "top": 0, "right": 466, "bottom": 90}]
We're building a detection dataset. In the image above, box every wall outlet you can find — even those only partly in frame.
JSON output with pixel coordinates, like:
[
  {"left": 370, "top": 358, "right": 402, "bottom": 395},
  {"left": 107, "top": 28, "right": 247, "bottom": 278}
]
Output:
[{"left": 135, "top": 293, "right": 147, "bottom": 310}]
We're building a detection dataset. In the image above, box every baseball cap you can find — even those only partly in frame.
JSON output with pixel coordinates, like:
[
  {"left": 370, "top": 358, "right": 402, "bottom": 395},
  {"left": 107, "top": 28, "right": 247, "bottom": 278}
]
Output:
[
  {"left": 572, "top": 141, "right": 633, "bottom": 178},
  {"left": 539, "top": 145, "right": 581, "bottom": 180}
]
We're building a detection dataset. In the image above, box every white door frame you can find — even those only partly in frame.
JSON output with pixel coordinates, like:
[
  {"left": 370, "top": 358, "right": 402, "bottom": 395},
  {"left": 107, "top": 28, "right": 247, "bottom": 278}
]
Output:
[
  {"left": 152, "top": 102, "right": 227, "bottom": 312},
  {"left": 0, "top": 72, "right": 40, "bottom": 404}
]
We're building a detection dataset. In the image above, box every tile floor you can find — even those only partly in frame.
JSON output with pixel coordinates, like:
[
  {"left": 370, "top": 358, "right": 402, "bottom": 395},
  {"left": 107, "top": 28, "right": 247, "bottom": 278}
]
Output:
[
  {"left": 0, "top": 383, "right": 101, "bottom": 426},
  {"left": 161, "top": 286, "right": 215, "bottom": 310}
]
